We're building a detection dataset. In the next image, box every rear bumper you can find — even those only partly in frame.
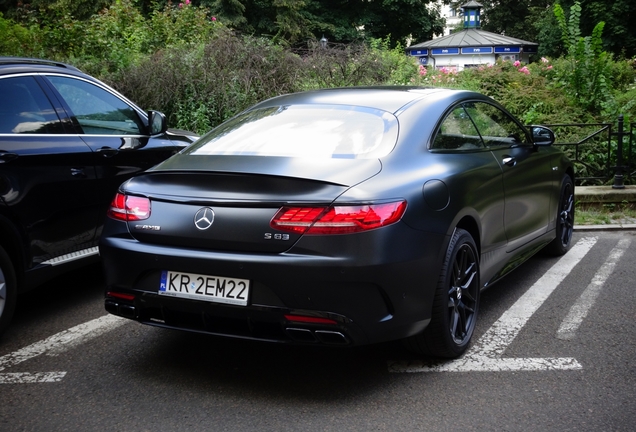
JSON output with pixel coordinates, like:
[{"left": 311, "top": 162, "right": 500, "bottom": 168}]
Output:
[{"left": 100, "top": 228, "right": 447, "bottom": 347}]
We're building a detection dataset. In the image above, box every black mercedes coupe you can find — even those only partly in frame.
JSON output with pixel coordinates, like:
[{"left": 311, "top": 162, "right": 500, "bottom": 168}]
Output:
[{"left": 100, "top": 87, "right": 574, "bottom": 358}]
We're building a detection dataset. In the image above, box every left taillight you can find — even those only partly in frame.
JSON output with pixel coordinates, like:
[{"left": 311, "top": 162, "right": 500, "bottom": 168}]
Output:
[
  {"left": 270, "top": 200, "right": 407, "bottom": 235},
  {"left": 107, "top": 193, "right": 151, "bottom": 222}
]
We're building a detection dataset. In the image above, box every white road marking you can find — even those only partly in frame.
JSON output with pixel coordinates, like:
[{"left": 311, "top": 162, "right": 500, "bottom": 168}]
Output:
[
  {"left": 388, "top": 356, "right": 582, "bottom": 373},
  {"left": 0, "top": 314, "right": 126, "bottom": 384},
  {"left": 389, "top": 237, "right": 597, "bottom": 373},
  {"left": 557, "top": 238, "right": 631, "bottom": 340},
  {"left": 0, "top": 372, "right": 67, "bottom": 384}
]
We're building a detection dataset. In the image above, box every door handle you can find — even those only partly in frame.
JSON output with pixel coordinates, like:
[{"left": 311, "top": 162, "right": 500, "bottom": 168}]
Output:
[
  {"left": 0, "top": 151, "right": 19, "bottom": 163},
  {"left": 97, "top": 146, "right": 119, "bottom": 157},
  {"left": 71, "top": 168, "right": 87, "bottom": 178},
  {"left": 502, "top": 156, "right": 516, "bottom": 167}
]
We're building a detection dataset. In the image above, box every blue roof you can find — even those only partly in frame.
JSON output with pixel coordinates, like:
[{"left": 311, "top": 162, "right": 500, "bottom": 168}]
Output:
[{"left": 408, "top": 29, "right": 538, "bottom": 50}]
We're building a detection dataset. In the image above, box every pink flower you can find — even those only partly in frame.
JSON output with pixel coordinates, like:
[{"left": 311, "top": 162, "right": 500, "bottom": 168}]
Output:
[
  {"left": 211, "top": 16, "right": 217, "bottom": 21},
  {"left": 418, "top": 65, "right": 427, "bottom": 76},
  {"left": 179, "top": 3, "right": 182, "bottom": 7},
  {"left": 547, "top": 65, "right": 553, "bottom": 70},
  {"left": 518, "top": 66, "right": 530, "bottom": 75},
  {"left": 541, "top": 57, "right": 549, "bottom": 63},
  {"left": 513, "top": 60, "right": 521, "bottom": 67},
  {"left": 186, "top": 0, "right": 190, "bottom": 3}
]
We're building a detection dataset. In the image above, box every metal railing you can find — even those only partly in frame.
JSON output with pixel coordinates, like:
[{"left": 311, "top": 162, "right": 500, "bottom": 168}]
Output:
[{"left": 539, "top": 116, "right": 635, "bottom": 187}]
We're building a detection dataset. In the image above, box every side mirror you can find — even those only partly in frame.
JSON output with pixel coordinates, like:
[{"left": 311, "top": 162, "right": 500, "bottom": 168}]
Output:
[
  {"left": 148, "top": 110, "right": 167, "bottom": 136},
  {"left": 530, "top": 125, "right": 555, "bottom": 146}
]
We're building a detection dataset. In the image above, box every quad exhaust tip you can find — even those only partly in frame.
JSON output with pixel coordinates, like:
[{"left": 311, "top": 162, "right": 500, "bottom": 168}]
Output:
[{"left": 285, "top": 327, "right": 349, "bottom": 345}]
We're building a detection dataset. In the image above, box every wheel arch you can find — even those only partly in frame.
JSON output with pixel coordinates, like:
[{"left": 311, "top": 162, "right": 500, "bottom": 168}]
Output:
[
  {"left": 454, "top": 215, "right": 481, "bottom": 256},
  {"left": 564, "top": 166, "right": 575, "bottom": 185}
]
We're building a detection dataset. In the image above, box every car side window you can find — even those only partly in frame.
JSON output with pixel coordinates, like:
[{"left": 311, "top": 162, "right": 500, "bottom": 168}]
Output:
[
  {"left": 0, "top": 76, "right": 64, "bottom": 134},
  {"left": 431, "top": 105, "right": 485, "bottom": 151},
  {"left": 463, "top": 102, "right": 530, "bottom": 148},
  {"left": 47, "top": 76, "right": 145, "bottom": 135}
]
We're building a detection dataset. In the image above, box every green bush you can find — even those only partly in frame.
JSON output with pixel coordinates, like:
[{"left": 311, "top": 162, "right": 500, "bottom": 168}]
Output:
[
  {"left": 108, "top": 31, "right": 304, "bottom": 134},
  {"left": 0, "top": 13, "right": 33, "bottom": 56},
  {"left": 108, "top": 34, "right": 428, "bottom": 134}
]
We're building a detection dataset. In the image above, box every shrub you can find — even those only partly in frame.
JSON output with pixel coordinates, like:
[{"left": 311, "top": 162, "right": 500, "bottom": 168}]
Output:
[
  {"left": 297, "top": 39, "right": 397, "bottom": 90},
  {"left": 109, "top": 31, "right": 304, "bottom": 134},
  {"left": 0, "top": 13, "right": 34, "bottom": 56}
]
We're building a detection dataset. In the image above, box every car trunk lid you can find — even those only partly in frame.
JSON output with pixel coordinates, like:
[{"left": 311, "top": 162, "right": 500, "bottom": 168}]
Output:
[{"left": 122, "top": 156, "right": 381, "bottom": 253}]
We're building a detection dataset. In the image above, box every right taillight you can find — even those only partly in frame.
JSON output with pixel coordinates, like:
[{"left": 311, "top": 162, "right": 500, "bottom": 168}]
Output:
[
  {"left": 270, "top": 200, "right": 406, "bottom": 235},
  {"left": 107, "top": 193, "right": 151, "bottom": 221}
]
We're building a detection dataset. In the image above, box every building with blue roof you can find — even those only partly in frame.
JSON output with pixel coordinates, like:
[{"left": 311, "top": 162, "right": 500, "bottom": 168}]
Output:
[{"left": 407, "top": 1, "right": 538, "bottom": 71}]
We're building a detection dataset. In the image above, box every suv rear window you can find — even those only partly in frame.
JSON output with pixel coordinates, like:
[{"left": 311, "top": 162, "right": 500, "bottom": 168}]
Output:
[
  {"left": 0, "top": 76, "right": 63, "bottom": 134},
  {"left": 185, "top": 105, "right": 399, "bottom": 159}
]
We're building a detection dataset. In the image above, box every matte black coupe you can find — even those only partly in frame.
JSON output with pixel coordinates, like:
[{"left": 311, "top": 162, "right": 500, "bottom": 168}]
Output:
[{"left": 100, "top": 87, "right": 574, "bottom": 358}]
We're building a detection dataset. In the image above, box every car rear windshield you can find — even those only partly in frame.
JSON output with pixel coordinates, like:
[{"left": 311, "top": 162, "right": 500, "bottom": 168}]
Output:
[{"left": 184, "top": 104, "right": 399, "bottom": 159}]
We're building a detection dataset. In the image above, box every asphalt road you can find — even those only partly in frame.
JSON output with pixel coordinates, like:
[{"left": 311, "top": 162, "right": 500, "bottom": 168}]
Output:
[{"left": 1, "top": 231, "right": 635, "bottom": 431}]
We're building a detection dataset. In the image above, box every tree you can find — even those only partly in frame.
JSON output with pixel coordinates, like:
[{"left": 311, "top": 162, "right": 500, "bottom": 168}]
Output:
[
  {"left": 533, "top": 5, "right": 565, "bottom": 58},
  {"left": 356, "top": 0, "right": 445, "bottom": 47},
  {"left": 210, "top": 0, "right": 247, "bottom": 27},
  {"left": 557, "top": 0, "right": 636, "bottom": 58},
  {"left": 208, "top": 0, "right": 444, "bottom": 48},
  {"left": 477, "top": 0, "right": 552, "bottom": 42}
]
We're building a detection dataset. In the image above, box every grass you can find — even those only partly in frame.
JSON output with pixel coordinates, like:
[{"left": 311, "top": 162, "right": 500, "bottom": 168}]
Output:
[{"left": 575, "top": 202, "right": 636, "bottom": 225}]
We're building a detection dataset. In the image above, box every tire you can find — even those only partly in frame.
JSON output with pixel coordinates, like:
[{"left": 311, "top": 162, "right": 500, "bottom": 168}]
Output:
[
  {"left": 405, "top": 228, "right": 480, "bottom": 358},
  {"left": 544, "top": 175, "right": 574, "bottom": 256},
  {"left": 0, "top": 245, "right": 17, "bottom": 337}
]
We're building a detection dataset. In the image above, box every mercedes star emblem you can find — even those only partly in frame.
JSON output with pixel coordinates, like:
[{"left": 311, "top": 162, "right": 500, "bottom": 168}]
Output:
[{"left": 194, "top": 207, "right": 215, "bottom": 230}]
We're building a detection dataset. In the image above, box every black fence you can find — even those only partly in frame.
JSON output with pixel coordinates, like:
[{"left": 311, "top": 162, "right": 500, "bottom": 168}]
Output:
[{"left": 541, "top": 116, "right": 635, "bottom": 187}]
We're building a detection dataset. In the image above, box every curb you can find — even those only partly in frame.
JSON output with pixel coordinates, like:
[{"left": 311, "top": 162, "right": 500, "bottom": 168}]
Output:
[{"left": 574, "top": 224, "right": 636, "bottom": 231}]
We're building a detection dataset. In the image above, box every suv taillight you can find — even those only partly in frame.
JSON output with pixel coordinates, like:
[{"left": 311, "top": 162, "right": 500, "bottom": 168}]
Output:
[
  {"left": 270, "top": 200, "right": 406, "bottom": 235},
  {"left": 107, "top": 193, "right": 151, "bottom": 221}
]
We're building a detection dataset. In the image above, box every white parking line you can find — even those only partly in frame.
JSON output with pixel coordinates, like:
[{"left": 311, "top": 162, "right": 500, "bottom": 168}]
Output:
[
  {"left": 0, "top": 372, "right": 67, "bottom": 384},
  {"left": 389, "top": 237, "right": 597, "bottom": 373},
  {"left": 557, "top": 238, "right": 631, "bottom": 340},
  {"left": 0, "top": 314, "right": 126, "bottom": 384}
]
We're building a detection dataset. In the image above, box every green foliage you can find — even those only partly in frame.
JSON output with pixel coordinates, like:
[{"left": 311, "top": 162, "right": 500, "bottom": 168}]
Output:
[
  {"left": 480, "top": 0, "right": 544, "bottom": 43},
  {"left": 295, "top": 40, "right": 385, "bottom": 90},
  {"left": 0, "top": 12, "right": 33, "bottom": 56},
  {"left": 148, "top": 0, "right": 220, "bottom": 49},
  {"left": 369, "top": 39, "right": 425, "bottom": 86},
  {"left": 210, "top": 0, "right": 247, "bottom": 27},
  {"left": 410, "top": 59, "right": 592, "bottom": 126},
  {"left": 79, "top": 0, "right": 151, "bottom": 73},
  {"left": 553, "top": 1, "right": 613, "bottom": 113},
  {"left": 209, "top": 0, "right": 444, "bottom": 48},
  {"left": 558, "top": 0, "right": 636, "bottom": 59},
  {"left": 0, "top": 0, "right": 223, "bottom": 75},
  {"left": 108, "top": 31, "right": 304, "bottom": 133}
]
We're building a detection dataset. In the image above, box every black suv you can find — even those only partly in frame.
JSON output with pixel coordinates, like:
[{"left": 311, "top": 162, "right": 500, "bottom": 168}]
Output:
[{"left": 0, "top": 58, "right": 197, "bottom": 335}]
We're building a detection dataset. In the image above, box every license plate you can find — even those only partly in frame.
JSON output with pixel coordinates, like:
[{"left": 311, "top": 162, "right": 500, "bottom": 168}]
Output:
[{"left": 159, "top": 270, "right": 249, "bottom": 306}]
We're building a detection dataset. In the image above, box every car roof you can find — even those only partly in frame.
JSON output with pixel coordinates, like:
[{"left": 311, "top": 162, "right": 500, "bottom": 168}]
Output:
[
  {"left": 251, "top": 86, "right": 479, "bottom": 114},
  {"left": 0, "top": 57, "right": 84, "bottom": 77}
]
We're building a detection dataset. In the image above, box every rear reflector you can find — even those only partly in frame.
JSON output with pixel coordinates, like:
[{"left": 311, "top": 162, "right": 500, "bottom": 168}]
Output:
[
  {"left": 284, "top": 314, "right": 338, "bottom": 325},
  {"left": 106, "top": 291, "right": 136, "bottom": 301},
  {"left": 271, "top": 200, "right": 406, "bottom": 235},
  {"left": 107, "top": 193, "right": 151, "bottom": 222}
]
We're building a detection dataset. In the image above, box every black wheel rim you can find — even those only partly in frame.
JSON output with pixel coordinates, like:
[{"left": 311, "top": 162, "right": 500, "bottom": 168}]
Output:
[
  {"left": 558, "top": 183, "right": 574, "bottom": 247},
  {"left": 447, "top": 244, "right": 478, "bottom": 344}
]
